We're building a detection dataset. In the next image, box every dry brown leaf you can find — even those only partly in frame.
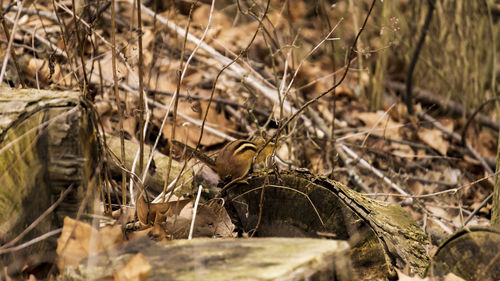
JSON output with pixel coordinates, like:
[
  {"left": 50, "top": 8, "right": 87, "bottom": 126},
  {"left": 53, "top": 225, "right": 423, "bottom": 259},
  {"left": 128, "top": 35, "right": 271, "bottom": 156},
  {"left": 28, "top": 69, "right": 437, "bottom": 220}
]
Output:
[
  {"left": 462, "top": 154, "right": 480, "bottom": 166},
  {"left": 154, "top": 77, "right": 178, "bottom": 94},
  {"left": 136, "top": 196, "right": 192, "bottom": 227},
  {"left": 438, "top": 118, "right": 455, "bottom": 132},
  {"left": 113, "top": 253, "right": 151, "bottom": 281},
  {"left": 391, "top": 142, "right": 414, "bottom": 159},
  {"left": 165, "top": 201, "right": 235, "bottom": 238},
  {"left": 216, "top": 21, "right": 260, "bottom": 50},
  {"left": 426, "top": 205, "right": 451, "bottom": 221},
  {"left": 100, "top": 115, "right": 114, "bottom": 134},
  {"left": 111, "top": 206, "right": 136, "bottom": 223},
  {"left": 95, "top": 101, "right": 113, "bottom": 116},
  {"left": 162, "top": 100, "right": 234, "bottom": 147},
  {"left": 387, "top": 103, "right": 408, "bottom": 122},
  {"left": 127, "top": 228, "right": 151, "bottom": 241},
  {"left": 192, "top": 5, "right": 230, "bottom": 42},
  {"left": 122, "top": 117, "right": 138, "bottom": 141},
  {"left": 355, "top": 111, "right": 404, "bottom": 140},
  {"left": 94, "top": 53, "right": 128, "bottom": 85},
  {"left": 476, "top": 130, "right": 496, "bottom": 159},
  {"left": 25, "top": 17, "right": 54, "bottom": 28},
  {"left": 286, "top": 1, "right": 307, "bottom": 23},
  {"left": 295, "top": 60, "right": 330, "bottom": 94},
  {"left": 408, "top": 180, "right": 425, "bottom": 196},
  {"left": 417, "top": 127, "right": 449, "bottom": 155},
  {"left": 441, "top": 167, "right": 460, "bottom": 185},
  {"left": 56, "top": 217, "right": 123, "bottom": 271},
  {"left": 443, "top": 273, "right": 466, "bottom": 281},
  {"left": 334, "top": 86, "right": 355, "bottom": 98},
  {"left": 23, "top": 57, "right": 70, "bottom": 86}
]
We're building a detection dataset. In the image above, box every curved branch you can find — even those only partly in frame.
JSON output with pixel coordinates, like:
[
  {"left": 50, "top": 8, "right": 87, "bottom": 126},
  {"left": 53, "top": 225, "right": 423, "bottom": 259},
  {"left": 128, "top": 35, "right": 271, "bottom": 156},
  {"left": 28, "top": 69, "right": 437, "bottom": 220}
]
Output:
[{"left": 405, "top": 0, "right": 436, "bottom": 115}]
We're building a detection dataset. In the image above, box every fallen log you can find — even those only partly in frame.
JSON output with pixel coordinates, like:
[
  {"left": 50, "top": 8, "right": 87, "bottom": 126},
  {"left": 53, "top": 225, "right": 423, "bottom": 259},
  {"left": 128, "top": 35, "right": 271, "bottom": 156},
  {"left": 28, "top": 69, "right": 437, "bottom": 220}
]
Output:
[{"left": 223, "top": 170, "right": 430, "bottom": 280}]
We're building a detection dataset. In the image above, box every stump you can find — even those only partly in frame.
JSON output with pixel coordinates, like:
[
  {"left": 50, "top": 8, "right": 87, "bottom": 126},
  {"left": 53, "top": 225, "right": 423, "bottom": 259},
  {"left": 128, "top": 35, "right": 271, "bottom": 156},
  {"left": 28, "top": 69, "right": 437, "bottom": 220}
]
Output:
[{"left": 0, "top": 89, "right": 98, "bottom": 274}]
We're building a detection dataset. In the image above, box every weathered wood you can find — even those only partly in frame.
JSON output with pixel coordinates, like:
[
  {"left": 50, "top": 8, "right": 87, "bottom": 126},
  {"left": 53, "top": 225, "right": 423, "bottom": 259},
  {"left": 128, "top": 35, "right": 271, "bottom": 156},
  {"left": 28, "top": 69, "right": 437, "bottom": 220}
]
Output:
[
  {"left": 429, "top": 227, "right": 500, "bottom": 280},
  {"left": 64, "top": 237, "right": 352, "bottom": 281},
  {"left": 105, "top": 134, "right": 193, "bottom": 195},
  {"left": 0, "top": 89, "right": 98, "bottom": 273},
  {"left": 223, "top": 170, "right": 430, "bottom": 280}
]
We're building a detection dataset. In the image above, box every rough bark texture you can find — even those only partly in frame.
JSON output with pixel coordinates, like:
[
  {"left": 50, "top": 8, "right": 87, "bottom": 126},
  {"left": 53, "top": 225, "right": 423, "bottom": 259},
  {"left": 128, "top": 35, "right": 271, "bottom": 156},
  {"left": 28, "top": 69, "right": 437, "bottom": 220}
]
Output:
[
  {"left": 429, "top": 227, "right": 500, "bottom": 280},
  {"left": 0, "top": 89, "right": 98, "bottom": 273},
  {"left": 105, "top": 134, "right": 194, "bottom": 195}
]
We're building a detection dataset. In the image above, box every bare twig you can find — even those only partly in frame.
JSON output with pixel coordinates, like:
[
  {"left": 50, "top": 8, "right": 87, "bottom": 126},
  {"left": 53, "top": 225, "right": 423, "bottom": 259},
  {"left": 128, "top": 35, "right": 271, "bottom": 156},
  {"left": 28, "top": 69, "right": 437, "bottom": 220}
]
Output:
[
  {"left": 387, "top": 80, "right": 499, "bottom": 131},
  {"left": 188, "top": 185, "right": 203, "bottom": 240},
  {"left": 339, "top": 143, "right": 410, "bottom": 198},
  {"left": 0, "top": 228, "right": 62, "bottom": 255},
  {"left": 462, "top": 192, "right": 493, "bottom": 227},
  {"left": 136, "top": 0, "right": 145, "bottom": 176},
  {"left": 0, "top": 3, "right": 25, "bottom": 87},
  {"left": 145, "top": 88, "right": 271, "bottom": 117},
  {"left": 271, "top": 0, "right": 377, "bottom": 142},
  {"left": 161, "top": 0, "right": 270, "bottom": 203},
  {"left": 110, "top": 0, "right": 127, "bottom": 207},
  {"left": 405, "top": 0, "right": 435, "bottom": 115},
  {"left": 0, "top": 185, "right": 73, "bottom": 250},
  {"left": 126, "top": 0, "right": 315, "bottom": 133},
  {"left": 419, "top": 113, "right": 495, "bottom": 178},
  {"left": 4, "top": 14, "right": 67, "bottom": 57},
  {"left": 0, "top": 0, "right": 24, "bottom": 85},
  {"left": 162, "top": 0, "right": 213, "bottom": 203},
  {"left": 460, "top": 97, "right": 500, "bottom": 146}
]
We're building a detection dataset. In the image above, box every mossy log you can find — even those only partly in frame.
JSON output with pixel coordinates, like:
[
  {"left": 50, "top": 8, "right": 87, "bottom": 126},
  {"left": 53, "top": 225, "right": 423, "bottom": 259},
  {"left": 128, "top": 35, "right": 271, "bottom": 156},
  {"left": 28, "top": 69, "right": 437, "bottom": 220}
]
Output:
[
  {"left": 105, "top": 134, "right": 193, "bottom": 195},
  {"left": 223, "top": 170, "right": 430, "bottom": 280},
  {"left": 0, "top": 88, "right": 98, "bottom": 273},
  {"left": 64, "top": 237, "right": 352, "bottom": 281}
]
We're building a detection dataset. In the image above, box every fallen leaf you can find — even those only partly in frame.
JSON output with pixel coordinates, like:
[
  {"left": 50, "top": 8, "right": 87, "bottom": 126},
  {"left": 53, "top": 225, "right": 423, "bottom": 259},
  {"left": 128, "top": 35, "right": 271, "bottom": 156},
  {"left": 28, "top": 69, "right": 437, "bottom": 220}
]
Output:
[
  {"left": 162, "top": 99, "right": 234, "bottom": 147},
  {"left": 355, "top": 111, "right": 404, "bottom": 140},
  {"left": 391, "top": 142, "right": 414, "bottom": 159},
  {"left": 165, "top": 201, "right": 235, "bottom": 238},
  {"left": 417, "top": 127, "right": 449, "bottom": 155},
  {"left": 136, "top": 196, "right": 192, "bottom": 227},
  {"left": 113, "top": 253, "right": 151, "bottom": 281},
  {"left": 56, "top": 217, "right": 123, "bottom": 271}
]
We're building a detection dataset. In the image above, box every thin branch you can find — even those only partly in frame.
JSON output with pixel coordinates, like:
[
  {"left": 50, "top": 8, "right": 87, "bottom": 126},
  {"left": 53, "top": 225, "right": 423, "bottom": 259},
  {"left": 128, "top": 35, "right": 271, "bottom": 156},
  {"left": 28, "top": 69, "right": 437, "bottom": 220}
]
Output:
[
  {"left": 0, "top": 3, "right": 25, "bottom": 87},
  {"left": 0, "top": 185, "right": 73, "bottom": 250},
  {"left": 462, "top": 192, "right": 493, "bottom": 227},
  {"left": 0, "top": 228, "right": 62, "bottom": 255},
  {"left": 255, "top": 0, "right": 376, "bottom": 157},
  {"left": 405, "top": 0, "right": 435, "bottom": 115},
  {"left": 188, "top": 185, "right": 203, "bottom": 240},
  {"left": 126, "top": 0, "right": 315, "bottom": 133},
  {"left": 110, "top": 0, "right": 127, "bottom": 207},
  {"left": 137, "top": 0, "right": 145, "bottom": 177},
  {"left": 162, "top": 0, "right": 211, "bottom": 203},
  {"left": 0, "top": 0, "right": 24, "bottom": 85},
  {"left": 275, "top": 0, "right": 376, "bottom": 137},
  {"left": 339, "top": 143, "right": 410, "bottom": 198},
  {"left": 460, "top": 97, "right": 500, "bottom": 146}
]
